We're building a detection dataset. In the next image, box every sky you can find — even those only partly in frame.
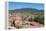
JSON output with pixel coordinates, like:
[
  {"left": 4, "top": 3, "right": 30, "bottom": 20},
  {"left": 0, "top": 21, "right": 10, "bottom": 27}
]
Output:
[{"left": 8, "top": 2, "right": 44, "bottom": 10}]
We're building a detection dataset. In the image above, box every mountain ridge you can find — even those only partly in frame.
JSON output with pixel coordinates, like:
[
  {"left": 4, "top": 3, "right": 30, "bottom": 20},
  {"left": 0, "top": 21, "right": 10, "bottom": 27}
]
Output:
[{"left": 9, "top": 8, "right": 44, "bottom": 14}]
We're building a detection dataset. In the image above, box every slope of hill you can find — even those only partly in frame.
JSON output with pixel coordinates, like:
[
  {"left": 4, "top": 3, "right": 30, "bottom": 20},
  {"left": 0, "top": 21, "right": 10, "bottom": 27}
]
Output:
[{"left": 9, "top": 8, "right": 44, "bottom": 15}]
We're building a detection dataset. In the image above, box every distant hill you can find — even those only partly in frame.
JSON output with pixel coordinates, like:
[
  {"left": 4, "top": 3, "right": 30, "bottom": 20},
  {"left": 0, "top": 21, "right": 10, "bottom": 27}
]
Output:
[{"left": 9, "top": 8, "right": 44, "bottom": 14}]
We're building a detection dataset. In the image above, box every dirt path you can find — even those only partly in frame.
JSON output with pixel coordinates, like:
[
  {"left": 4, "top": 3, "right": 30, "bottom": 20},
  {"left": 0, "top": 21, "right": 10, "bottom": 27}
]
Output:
[{"left": 29, "top": 21, "right": 44, "bottom": 28}]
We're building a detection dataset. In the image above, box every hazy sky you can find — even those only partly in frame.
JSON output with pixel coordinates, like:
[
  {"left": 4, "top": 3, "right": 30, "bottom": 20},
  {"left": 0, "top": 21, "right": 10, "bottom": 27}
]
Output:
[{"left": 8, "top": 2, "right": 44, "bottom": 10}]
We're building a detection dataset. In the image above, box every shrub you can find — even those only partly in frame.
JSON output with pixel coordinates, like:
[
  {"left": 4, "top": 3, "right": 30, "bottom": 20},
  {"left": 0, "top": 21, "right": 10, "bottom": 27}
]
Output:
[{"left": 34, "top": 15, "right": 44, "bottom": 25}]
